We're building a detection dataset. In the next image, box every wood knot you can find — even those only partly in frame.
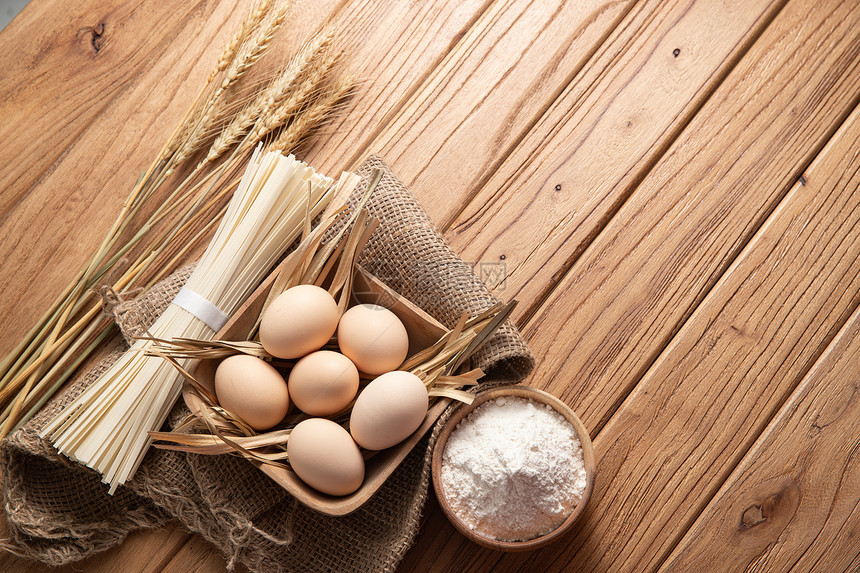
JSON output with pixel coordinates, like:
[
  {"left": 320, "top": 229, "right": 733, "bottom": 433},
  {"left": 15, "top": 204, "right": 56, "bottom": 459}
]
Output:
[
  {"left": 77, "top": 22, "right": 106, "bottom": 54},
  {"left": 741, "top": 504, "right": 766, "bottom": 528},
  {"left": 739, "top": 482, "right": 801, "bottom": 532}
]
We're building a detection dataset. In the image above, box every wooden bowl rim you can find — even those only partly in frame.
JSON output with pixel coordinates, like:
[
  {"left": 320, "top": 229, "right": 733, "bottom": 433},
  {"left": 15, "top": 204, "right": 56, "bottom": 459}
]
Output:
[{"left": 431, "top": 385, "right": 595, "bottom": 552}]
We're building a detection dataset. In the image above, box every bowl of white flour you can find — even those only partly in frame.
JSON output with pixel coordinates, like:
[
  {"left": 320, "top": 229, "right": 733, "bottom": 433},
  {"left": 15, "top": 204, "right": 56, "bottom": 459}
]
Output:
[{"left": 432, "top": 385, "right": 594, "bottom": 551}]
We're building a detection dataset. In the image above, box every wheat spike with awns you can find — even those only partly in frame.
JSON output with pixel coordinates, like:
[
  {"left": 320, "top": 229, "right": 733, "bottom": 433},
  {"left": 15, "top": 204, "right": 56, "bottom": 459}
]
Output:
[
  {"left": 0, "top": 0, "right": 354, "bottom": 449},
  {"left": 40, "top": 150, "right": 337, "bottom": 493}
]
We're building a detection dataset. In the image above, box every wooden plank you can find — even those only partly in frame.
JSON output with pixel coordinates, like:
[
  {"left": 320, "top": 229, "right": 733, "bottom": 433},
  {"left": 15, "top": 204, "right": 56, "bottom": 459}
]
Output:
[
  {"left": 161, "top": 536, "right": 233, "bottom": 573},
  {"left": 512, "top": 53, "right": 860, "bottom": 573},
  {"left": 401, "top": 0, "right": 860, "bottom": 569},
  {"left": 0, "top": 0, "right": 222, "bottom": 214},
  {"left": 0, "top": 520, "right": 191, "bottom": 573},
  {"left": 662, "top": 298, "right": 860, "bottom": 572},
  {"left": 444, "top": 0, "right": 785, "bottom": 314},
  {"left": 362, "top": 0, "right": 636, "bottom": 227},
  {"left": 517, "top": 0, "right": 860, "bottom": 432},
  {"left": 0, "top": 0, "right": 248, "bottom": 354}
]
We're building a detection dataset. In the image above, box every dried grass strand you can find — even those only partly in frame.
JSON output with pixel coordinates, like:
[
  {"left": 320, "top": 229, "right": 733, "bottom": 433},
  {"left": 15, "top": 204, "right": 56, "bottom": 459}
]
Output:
[{"left": 0, "top": 0, "right": 355, "bottom": 441}]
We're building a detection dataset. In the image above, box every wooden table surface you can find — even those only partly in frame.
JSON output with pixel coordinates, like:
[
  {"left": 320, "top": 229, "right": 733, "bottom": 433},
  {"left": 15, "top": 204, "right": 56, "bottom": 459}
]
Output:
[{"left": 2, "top": 0, "right": 859, "bottom": 571}]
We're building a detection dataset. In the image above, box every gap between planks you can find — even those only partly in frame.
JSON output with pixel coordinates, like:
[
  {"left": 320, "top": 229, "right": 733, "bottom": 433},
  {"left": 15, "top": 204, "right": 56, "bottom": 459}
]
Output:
[
  {"left": 506, "top": 0, "right": 793, "bottom": 329},
  {"left": 644, "top": 88, "right": 860, "bottom": 573},
  {"left": 662, "top": 262, "right": 860, "bottom": 571},
  {"left": 525, "top": 29, "right": 860, "bottom": 571},
  {"left": 429, "top": 0, "right": 641, "bottom": 234},
  {"left": 400, "top": 0, "right": 860, "bottom": 569},
  {"left": 581, "top": 20, "right": 860, "bottom": 444}
]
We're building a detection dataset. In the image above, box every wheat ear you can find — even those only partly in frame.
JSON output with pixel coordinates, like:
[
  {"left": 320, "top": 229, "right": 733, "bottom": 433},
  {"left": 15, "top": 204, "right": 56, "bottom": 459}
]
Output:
[
  {"left": 253, "top": 43, "right": 339, "bottom": 144},
  {"left": 167, "top": 0, "right": 292, "bottom": 173},
  {"left": 202, "top": 28, "right": 335, "bottom": 165},
  {"left": 266, "top": 75, "right": 356, "bottom": 154},
  {"left": 208, "top": 0, "right": 276, "bottom": 83}
]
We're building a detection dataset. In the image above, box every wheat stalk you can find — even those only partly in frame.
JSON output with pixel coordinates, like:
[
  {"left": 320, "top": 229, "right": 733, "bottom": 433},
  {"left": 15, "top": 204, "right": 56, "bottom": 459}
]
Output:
[
  {"left": 202, "top": 28, "right": 337, "bottom": 166},
  {"left": 0, "top": 2, "right": 355, "bottom": 439}
]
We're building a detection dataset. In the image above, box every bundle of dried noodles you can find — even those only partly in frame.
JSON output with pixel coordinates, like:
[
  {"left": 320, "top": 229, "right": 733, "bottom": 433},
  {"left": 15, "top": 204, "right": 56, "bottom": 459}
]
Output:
[
  {"left": 0, "top": 0, "right": 355, "bottom": 440},
  {"left": 40, "top": 150, "right": 338, "bottom": 493}
]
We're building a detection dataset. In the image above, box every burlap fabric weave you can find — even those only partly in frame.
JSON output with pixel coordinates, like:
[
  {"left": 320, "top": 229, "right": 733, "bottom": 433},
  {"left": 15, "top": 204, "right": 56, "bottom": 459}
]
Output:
[{"left": 0, "top": 156, "right": 534, "bottom": 572}]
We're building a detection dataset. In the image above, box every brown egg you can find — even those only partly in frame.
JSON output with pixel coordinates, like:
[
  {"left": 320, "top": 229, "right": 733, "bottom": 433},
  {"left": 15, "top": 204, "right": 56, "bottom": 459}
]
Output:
[
  {"left": 288, "top": 350, "right": 359, "bottom": 416},
  {"left": 287, "top": 418, "right": 365, "bottom": 496},
  {"left": 214, "top": 355, "right": 289, "bottom": 430},
  {"left": 349, "top": 370, "right": 428, "bottom": 450},
  {"left": 337, "top": 304, "right": 409, "bottom": 375},
  {"left": 259, "top": 285, "right": 339, "bottom": 359}
]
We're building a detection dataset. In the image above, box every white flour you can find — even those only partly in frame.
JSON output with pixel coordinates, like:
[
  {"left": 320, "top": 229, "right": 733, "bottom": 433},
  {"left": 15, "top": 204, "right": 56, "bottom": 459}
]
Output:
[{"left": 440, "top": 396, "right": 586, "bottom": 541}]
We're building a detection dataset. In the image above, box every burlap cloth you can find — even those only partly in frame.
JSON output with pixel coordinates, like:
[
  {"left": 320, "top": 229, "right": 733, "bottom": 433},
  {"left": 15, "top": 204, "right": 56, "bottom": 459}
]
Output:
[{"left": 0, "top": 157, "right": 534, "bottom": 572}]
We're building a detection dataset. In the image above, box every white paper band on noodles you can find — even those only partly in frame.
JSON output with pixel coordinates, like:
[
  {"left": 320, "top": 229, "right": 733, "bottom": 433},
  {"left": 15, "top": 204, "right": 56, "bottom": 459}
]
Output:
[{"left": 171, "top": 287, "right": 229, "bottom": 332}]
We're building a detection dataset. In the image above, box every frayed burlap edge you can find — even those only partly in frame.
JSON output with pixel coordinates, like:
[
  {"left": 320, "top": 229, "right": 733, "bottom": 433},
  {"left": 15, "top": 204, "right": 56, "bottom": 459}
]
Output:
[{"left": 0, "top": 343, "right": 169, "bottom": 566}]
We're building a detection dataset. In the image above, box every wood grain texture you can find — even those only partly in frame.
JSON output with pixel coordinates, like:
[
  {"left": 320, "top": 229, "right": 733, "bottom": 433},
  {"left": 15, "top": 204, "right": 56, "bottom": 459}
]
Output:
[
  {"left": 663, "top": 294, "right": 860, "bottom": 571},
  {"left": 365, "top": 0, "right": 635, "bottom": 226},
  {"left": 444, "top": 0, "right": 784, "bottom": 316},
  {"left": 518, "top": 0, "right": 860, "bottom": 433},
  {"left": 0, "top": 0, "right": 243, "bottom": 355},
  {"left": 401, "top": 0, "right": 860, "bottom": 569},
  {"left": 656, "top": 102, "right": 860, "bottom": 572},
  {"left": 512, "top": 47, "right": 860, "bottom": 573},
  {"left": 0, "top": 0, "right": 213, "bottom": 212},
  {"left": 0, "top": 516, "right": 192, "bottom": 573},
  {"left": 1, "top": 0, "right": 859, "bottom": 570},
  {"left": 297, "top": 0, "right": 492, "bottom": 178}
]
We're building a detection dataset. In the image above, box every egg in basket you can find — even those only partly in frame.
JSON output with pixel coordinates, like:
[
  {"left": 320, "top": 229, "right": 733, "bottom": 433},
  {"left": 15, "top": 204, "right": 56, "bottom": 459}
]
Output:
[{"left": 146, "top": 169, "right": 515, "bottom": 516}]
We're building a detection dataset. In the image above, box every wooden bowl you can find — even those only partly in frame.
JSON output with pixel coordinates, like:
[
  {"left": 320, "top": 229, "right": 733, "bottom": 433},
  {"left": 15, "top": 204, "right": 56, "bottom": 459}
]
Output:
[
  {"left": 431, "top": 385, "right": 595, "bottom": 552},
  {"left": 183, "top": 262, "right": 450, "bottom": 516}
]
